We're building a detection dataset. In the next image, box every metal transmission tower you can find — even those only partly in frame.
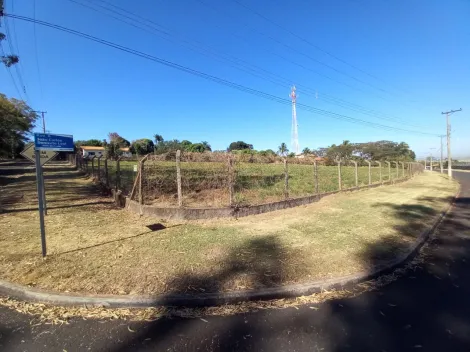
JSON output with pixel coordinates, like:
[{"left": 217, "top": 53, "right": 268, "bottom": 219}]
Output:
[{"left": 290, "top": 86, "right": 299, "bottom": 155}]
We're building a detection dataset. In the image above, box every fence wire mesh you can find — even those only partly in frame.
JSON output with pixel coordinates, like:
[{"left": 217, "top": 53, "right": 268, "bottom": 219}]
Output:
[
  {"left": 180, "top": 152, "right": 229, "bottom": 208},
  {"left": 142, "top": 154, "right": 178, "bottom": 206},
  {"left": 75, "top": 153, "right": 424, "bottom": 209}
]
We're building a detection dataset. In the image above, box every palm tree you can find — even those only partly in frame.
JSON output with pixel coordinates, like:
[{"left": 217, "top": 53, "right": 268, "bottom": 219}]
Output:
[
  {"left": 154, "top": 134, "right": 164, "bottom": 144},
  {"left": 201, "top": 141, "right": 212, "bottom": 152},
  {"left": 278, "top": 142, "right": 289, "bottom": 157}
]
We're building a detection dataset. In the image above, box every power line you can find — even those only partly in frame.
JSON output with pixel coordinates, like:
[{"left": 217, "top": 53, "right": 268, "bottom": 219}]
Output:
[
  {"left": 33, "top": 0, "right": 44, "bottom": 103},
  {"left": 3, "top": 15, "right": 30, "bottom": 103},
  {"left": 4, "top": 13, "right": 440, "bottom": 137},
  {"left": 230, "top": 0, "right": 407, "bottom": 98},
  {"left": 8, "top": 0, "right": 30, "bottom": 98},
  {"left": 68, "top": 0, "right": 424, "bottom": 129},
  {"left": 0, "top": 42, "right": 25, "bottom": 100}
]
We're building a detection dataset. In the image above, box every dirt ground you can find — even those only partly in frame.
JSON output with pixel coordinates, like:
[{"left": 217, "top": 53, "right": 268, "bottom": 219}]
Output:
[{"left": 0, "top": 166, "right": 458, "bottom": 296}]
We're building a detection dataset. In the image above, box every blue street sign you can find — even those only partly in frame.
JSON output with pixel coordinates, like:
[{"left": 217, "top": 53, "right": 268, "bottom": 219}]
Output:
[{"left": 34, "top": 133, "right": 74, "bottom": 151}]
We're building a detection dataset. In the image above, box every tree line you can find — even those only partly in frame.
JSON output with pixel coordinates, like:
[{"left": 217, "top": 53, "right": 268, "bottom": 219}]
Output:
[
  {"left": 74, "top": 135, "right": 416, "bottom": 163},
  {"left": 0, "top": 94, "right": 38, "bottom": 159}
]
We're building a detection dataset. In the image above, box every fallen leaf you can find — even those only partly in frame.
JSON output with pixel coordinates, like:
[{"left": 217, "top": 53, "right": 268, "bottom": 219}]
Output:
[{"left": 128, "top": 326, "right": 135, "bottom": 333}]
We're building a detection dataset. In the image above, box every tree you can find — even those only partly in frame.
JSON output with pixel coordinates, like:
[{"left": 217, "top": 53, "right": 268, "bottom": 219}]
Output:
[
  {"left": 131, "top": 138, "right": 155, "bottom": 156},
  {"left": 201, "top": 141, "right": 212, "bottom": 152},
  {"left": 154, "top": 134, "right": 164, "bottom": 144},
  {"left": 326, "top": 140, "right": 354, "bottom": 162},
  {"left": 278, "top": 142, "right": 289, "bottom": 157},
  {"left": 74, "top": 139, "right": 103, "bottom": 147},
  {"left": 106, "top": 133, "right": 129, "bottom": 159},
  {"left": 228, "top": 141, "right": 253, "bottom": 151},
  {"left": 0, "top": 33, "right": 19, "bottom": 68},
  {"left": 0, "top": 94, "right": 38, "bottom": 158},
  {"left": 108, "top": 132, "right": 130, "bottom": 147},
  {"left": 302, "top": 147, "right": 311, "bottom": 155}
]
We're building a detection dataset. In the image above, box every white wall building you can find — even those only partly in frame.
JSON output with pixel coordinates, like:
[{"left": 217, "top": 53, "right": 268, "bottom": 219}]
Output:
[{"left": 80, "top": 146, "right": 133, "bottom": 158}]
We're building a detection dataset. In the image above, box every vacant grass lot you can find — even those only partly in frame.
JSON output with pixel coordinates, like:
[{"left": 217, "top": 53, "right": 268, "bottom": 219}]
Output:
[
  {"left": 100, "top": 160, "right": 403, "bottom": 207},
  {"left": 0, "top": 168, "right": 457, "bottom": 296}
]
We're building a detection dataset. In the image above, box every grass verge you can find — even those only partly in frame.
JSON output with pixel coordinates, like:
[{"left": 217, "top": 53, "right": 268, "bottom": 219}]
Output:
[{"left": 0, "top": 169, "right": 458, "bottom": 296}]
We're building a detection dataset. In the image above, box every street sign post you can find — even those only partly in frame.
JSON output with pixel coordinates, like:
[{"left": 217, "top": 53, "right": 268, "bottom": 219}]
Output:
[
  {"left": 35, "top": 150, "right": 47, "bottom": 258},
  {"left": 32, "top": 133, "right": 74, "bottom": 257}
]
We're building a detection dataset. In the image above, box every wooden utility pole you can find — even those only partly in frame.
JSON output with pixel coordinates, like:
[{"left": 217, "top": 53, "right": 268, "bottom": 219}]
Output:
[
  {"left": 442, "top": 109, "right": 462, "bottom": 179},
  {"left": 33, "top": 111, "right": 48, "bottom": 133}
]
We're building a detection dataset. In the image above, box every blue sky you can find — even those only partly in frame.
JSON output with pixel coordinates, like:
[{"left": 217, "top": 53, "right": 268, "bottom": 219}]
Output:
[{"left": 1, "top": 0, "right": 469, "bottom": 158}]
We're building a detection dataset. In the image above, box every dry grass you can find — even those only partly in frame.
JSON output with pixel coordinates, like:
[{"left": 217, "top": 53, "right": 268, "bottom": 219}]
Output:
[{"left": 0, "top": 168, "right": 458, "bottom": 297}]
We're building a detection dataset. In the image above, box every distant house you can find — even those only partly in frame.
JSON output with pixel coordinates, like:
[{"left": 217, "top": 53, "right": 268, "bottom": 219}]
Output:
[
  {"left": 120, "top": 147, "right": 132, "bottom": 158},
  {"left": 80, "top": 146, "right": 132, "bottom": 158},
  {"left": 80, "top": 146, "right": 105, "bottom": 158}
]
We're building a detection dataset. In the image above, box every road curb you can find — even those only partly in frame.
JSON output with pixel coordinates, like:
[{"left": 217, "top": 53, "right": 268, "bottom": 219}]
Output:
[{"left": 0, "top": 187, "right": 460, "bottom": 308}]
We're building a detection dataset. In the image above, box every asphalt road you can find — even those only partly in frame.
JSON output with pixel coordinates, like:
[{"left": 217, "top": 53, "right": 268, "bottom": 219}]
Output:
[{"left": 1, "top": 171, "right": 470, "bottom": 351}]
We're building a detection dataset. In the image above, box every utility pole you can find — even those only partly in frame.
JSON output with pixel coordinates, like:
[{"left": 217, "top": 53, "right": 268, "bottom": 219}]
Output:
[
  {"left": 442, "top": 109, "right": 462, "bottom": 179},
  {"left": 439, "top": 135, "right": 445, "bottom": 174},
  {"left": 429, "top": 147, "right": 436, "bottom": 172},
  {"left": 33, "top": 111, "right": 48, "bottom": 133}
]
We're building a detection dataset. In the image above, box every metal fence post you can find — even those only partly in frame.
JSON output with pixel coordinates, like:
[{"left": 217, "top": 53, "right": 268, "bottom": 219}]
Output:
[
  {"left": 228, "top": 154, "right": 235, "bottom": 206},
  {"left": 284, "top": 158, "right": 289, "bottom": 199},
  {"left": 350, "top": 160, "right": 358, "bottom": 188},
  {"left": 176, "top": 150, "right": 183, "bottom": 208},
  {"left": 365, "top": 160, "right": 371, "bottom": 185},
  {"left": 313, "top": 160, "right": 319, "bottom": 194},
  {"left": 337, "top": 160, "right": 342, "bottom": 190},
  {"left": 375, "top": 161, "right": 382, "bottom": 183},
  {"left": 385, "top": 161, "right": 391, "bottom": 182}
]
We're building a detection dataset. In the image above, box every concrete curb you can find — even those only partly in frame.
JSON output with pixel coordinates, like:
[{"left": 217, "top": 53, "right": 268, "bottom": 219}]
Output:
[{"left": 0, "top": 185, "right": 459, "bottom": 308}]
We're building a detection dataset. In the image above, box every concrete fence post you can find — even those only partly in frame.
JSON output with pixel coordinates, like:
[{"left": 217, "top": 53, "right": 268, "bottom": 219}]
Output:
[
  {"left": 365, "top": 160, "right": 371, "bottom": 185},
  {"left": 138, "top": 155, "right": 149, "bottom": 208},
  {"left": 375, "top": 161, "right": 382, "bottom": 183},
  {"left": 228, "top": 154, "right": 235, "bottom": 206},
  {"left": 394, "top": 161, "right": 399, "bottom": 179},
  {"left": 337, "top": 160, "right": 342, "bottom": 191},
  {"left": 116, "top": 157, "right": 121, "bottom": 191},
  {"left": 97, "top": 155, "right": 103, "bottom": 182},
  {"left": 350, "top": 160, "right": 358, "bottom": 188},
  {"left": 313, "top": 160, "right": 319, "bottom": 194},
  {"left": 385, "top": 161, "right": 391, "bottom": 182},
  {"left": 399, "top": 162, "right": 405, "bottom": 178},
  {"left": 176, "top": 150, "right": 183, "bottom": 208},
  {"left": 284, "top": 158, "right": 289, "bottom": 199},
  {"left": 104, "top": 157, "right": 109, "bottom": 188}
]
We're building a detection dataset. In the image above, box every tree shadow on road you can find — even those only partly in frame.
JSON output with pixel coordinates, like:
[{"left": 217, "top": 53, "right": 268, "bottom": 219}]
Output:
[{"left": 316, "top": 195, "right": 470, "bottom": 351}]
